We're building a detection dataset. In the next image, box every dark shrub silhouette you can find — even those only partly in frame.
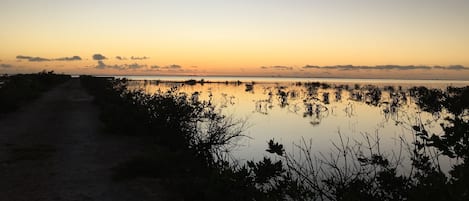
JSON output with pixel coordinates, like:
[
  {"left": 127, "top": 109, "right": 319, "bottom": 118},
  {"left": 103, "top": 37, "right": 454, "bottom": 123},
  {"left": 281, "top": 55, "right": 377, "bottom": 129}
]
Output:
[
  {"left": 81, "top": 76, "right": 469, "bottom": 201},
  {"left": 0, "top": 71, "right": 70, "bottom": 114}
]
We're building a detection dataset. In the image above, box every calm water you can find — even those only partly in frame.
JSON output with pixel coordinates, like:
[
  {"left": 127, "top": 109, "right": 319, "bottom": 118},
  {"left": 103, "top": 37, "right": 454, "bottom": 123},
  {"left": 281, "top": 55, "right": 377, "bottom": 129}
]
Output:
[{"left": 123, "top": 76, "right": 468, "bottom": 170}]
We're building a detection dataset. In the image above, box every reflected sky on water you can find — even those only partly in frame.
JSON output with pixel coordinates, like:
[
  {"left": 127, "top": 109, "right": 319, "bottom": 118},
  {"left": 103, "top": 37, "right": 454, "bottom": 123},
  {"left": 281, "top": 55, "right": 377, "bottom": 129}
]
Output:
[{"left": 126, "top": 77, "right": 468, "bottom": 171}]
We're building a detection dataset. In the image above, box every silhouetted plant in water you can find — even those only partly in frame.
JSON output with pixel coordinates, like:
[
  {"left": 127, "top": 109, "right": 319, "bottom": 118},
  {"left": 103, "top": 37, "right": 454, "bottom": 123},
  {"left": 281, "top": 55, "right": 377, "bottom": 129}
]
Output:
[
  {"left": 265, "top": 134, "right": 446, "bottom": 201},
  {"left": 268, "top": 85, "right": 468, "bottom": 201},
  {"left": 363, "top": 85, "right": 382, "bottom": 106},
  {"left": 410, "top": 85, "right": 469, "bottom": 200},
  {"left": 80, "top": 76, "right": 246, "bottom": 165},
  {"left": 409, "top": 86, "right": 445, "bottom": 113},
  {"left": 266, "top": 139, "right": 284, "bottom": 156},
  {"left": 81, "top": 76, "right": 263, "bottom": 200},
  {"left": 81, "top": 76, "right": 469, "bottom": 201},
  {"left": 208, "top": 141, "right": 313, "bottom": 201}
]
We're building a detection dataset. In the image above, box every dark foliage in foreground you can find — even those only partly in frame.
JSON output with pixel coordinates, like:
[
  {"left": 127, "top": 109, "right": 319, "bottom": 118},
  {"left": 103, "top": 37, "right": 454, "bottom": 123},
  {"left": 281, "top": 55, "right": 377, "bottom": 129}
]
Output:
[
  {"left": 81, "top": 76, "right": 469, "bottom": 201},
  {"left": 274, "top": 85, "right": 469, "bottom": 201},
  {"left": 81, "top": 76, "right": 297, "bottom": 200},
  {"left": 411, "top": 86, "right": 469, "bottom": 200},
  {"left": 0, "top": 71, "right": 70, "bottom": 114}
]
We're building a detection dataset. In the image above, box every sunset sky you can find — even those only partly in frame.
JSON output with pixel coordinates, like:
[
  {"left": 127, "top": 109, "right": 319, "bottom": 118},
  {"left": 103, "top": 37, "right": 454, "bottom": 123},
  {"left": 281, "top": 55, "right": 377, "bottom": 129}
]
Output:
[{"left": 1, "top": 0, "right": 469, "bottom": 79}]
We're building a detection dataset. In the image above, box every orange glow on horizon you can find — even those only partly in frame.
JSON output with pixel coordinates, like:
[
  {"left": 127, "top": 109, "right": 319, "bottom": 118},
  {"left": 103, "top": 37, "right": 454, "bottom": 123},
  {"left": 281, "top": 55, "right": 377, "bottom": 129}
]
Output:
[{"left": 1, "top": 1, "right": 468, "bottom": 79}]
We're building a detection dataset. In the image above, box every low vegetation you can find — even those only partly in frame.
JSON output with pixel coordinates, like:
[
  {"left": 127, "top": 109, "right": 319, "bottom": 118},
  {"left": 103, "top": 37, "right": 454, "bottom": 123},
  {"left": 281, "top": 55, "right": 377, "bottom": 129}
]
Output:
[
  {"left": 0, "top": 71, "right": 70, "bottom": 114},
  {"left": 272, "top": 85, "right": 469, "bottom": 201},
  {"left": 80, "top": 75, "right": 469, "bottom": 201}
]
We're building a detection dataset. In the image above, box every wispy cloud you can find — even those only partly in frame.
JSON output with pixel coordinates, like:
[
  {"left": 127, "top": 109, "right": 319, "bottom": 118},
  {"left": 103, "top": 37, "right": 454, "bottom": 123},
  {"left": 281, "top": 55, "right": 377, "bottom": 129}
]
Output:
[
  {"left": 131, "top": 56, "right": 149, "bottom": 60},
  {"left": 260, "top": 66, "right": 293, "bottom": 70},
  {"left": 0, "top": 64, "right": 12, "bottom": 68},
  {"left": 301, "top": 65, "right": 469, "bottom": 71},
  {"left": 446, "top": 65, "right": 469, "bottom": 70},
  {"left": 16, "top": 55, "right": 82, "bottom": 62},
  {"left": 55, "top": 56, "right": 82, "bottom": 61},
  {"left": 127, "top": 63, "right": 147, "bottom": 69},
  {"left": 95, "top": 61, "right": 184, "bottom": 71},
  {"left": 302, "top": 65, "right": 320, "bottom": 69},
  {"left": 16, "top": 55, "right": 50, "bottom": 62},
  {"left": 374, "top": 65, "right": 432, "bottom": 70},
  {"left": 150, "top": 65, "right": 160, "bottom": 70},
  {"left": 96, "top": 61, "right": 107, "bottom": 69},
  {"left": 162, "top": 64, "right": 182, "bottom": 69},
  {"left": 115, "top": 56, "right": 149, "bottom": 60},
  {"left": 143, "top": 64, "right": 184, "bottom": 72},
  {"left": 95, "top": 61, "right": 147, "bottom": 70},
  {"left": 92, "top": 54, "right": 107, "bottom": 60}
]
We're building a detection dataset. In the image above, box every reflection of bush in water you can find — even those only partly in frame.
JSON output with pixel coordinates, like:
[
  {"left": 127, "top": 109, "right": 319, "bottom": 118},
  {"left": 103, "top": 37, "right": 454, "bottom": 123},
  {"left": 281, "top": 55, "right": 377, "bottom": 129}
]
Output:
[
  {"left": 236, "top": 82, "right": 469, "bottom": 200},
  {"left": 270, "top": 85, "right": 469, "bottom": 200},
  {"left": 255, "top": 82, "right": 463, "bottom": 129},
  {"left": 410, "top": 86, "right": 445, "bottom": 113},
  {"left": 83, "top": 76, "right": 469, "bottom": 201}
]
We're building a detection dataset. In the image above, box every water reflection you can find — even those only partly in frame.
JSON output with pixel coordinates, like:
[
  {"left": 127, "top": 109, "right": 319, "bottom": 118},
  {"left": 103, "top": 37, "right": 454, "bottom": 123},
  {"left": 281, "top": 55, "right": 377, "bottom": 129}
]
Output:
[{"left": 127, "top": 79, "right": 467, "bottom": 164}]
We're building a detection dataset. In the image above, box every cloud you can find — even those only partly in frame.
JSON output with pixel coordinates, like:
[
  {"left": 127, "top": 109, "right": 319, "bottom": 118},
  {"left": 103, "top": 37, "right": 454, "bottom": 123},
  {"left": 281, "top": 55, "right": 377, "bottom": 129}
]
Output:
[
  {"left": 16, "top": 55, "right": 32, "bottom": 60},
  {"left": 95, "top": 61, "right": 184, "bottom": 71},
  {"left": 127, "top": 63, "right": 147, "bottom": 69},
  {"left": 302, "top": 65, "right": 321, "bottom": 69},
  {"left": 55, "top": 56, "right": 82, "bottom": 61},
  {"left": 374, "top": 65, "right": 431, "bottom": 70},
  {"left": 115, "top": 56, "right": 149, "bottom": 60},
  {"left": 28, "top": 57, "right": 50, "bottom": 62},
  {"left": 95, "top": 61, "right": 147, "bottom": 70},
  {"left": 1, "top": 64, "right": 12, "bottom": 68},
  {"left": 301, "top": 65, "right": 468, "bottom": 71},
  {"left": 446, "top": 65, "right": 469, "bottom": 70},
  {"left": 260, "top": 66, "right": 293, "bottom": 70},
  {"left": 162, "top": 64, "right": 182, "bottom": 69},
  {"left": 16, "top": 55, "right": 50, "bottom": 62},
  {"left": 96, "top": 61, "right": 107, "bottom": 69},
  {"left": 320, "top": 65, "right": 356, "bottom": 71},
  {"left": 131, "top": 56, "right": 149, "bottom": 60},
  {"left": 143, "top": 65, "right": 161, "bottom": 71},
  {"left": 92, "top": 54, "right": 107, "bottom": 60},
  {"left": 16, "top": 55, "right": 82, "bottom": 62}
]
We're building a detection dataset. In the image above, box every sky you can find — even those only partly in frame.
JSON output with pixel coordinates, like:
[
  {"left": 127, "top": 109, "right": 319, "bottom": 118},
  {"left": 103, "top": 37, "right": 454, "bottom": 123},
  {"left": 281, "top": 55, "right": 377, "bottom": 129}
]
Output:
[{"left": 1, "top": 0, "right": 469, "bottom": 79}]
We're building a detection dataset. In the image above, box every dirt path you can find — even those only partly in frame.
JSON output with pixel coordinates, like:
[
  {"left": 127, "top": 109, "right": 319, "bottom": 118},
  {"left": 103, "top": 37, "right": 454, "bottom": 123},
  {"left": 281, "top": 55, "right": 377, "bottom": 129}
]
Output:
[{"left": 0, "top": 79, "right": 168, "bottom": 201}]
